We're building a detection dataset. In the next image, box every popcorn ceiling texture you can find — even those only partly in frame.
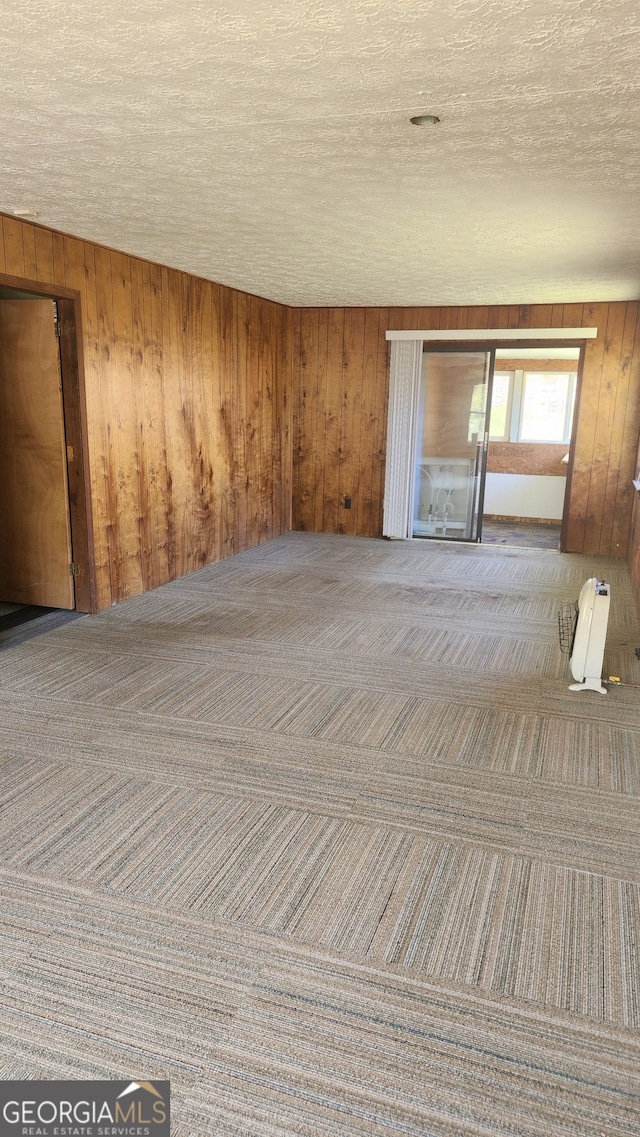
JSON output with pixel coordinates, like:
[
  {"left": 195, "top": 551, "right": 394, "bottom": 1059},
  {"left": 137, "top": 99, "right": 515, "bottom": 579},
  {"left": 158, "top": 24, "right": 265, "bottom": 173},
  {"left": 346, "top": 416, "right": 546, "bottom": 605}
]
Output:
[{"left": 2, "top": 0, "right": 640, "bottom": 306}]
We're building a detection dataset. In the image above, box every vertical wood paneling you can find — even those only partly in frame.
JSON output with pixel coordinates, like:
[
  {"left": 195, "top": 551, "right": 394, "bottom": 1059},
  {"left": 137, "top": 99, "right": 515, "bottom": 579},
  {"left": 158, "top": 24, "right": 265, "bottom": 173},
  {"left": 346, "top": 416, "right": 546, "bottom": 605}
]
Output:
[
  {"left": 361, "top": 307, "right": 383, "bottom": 538},
  {"left": 3, "top": 217, "right": 25, "bottom": 276},
  {"left": 82, "top": 240, "right": 108, "bottom": 607},
  {"left": 472, "top": 306, "right": 490, "bottom": 331},
  {"left": 627, "top": 434, "right": 640, "bottom": 616},
  {"left": 295, "top": 308, "right": 319, "bottom": 531},
  {"left": 147, "top": 260, "right": 172, "bottom": 587},
  {"left": 94, "top": 246, "right": 121, "bottom": 603},
  {"left": 374, "top": 313, "right": 391, "bottom": 538},
  {"left": 339, "top": 308, "right": 366, "bottom": 534},
  {"left": 439, "top": 307, "right": 459, "bottom": 331},
  {"left": 565, "top": 302, "right": 608, "bottom": 553},
  {"left": 278, "top": 304, "right": 292, "bottom": 533},
  {"left": 323, "top": 309, "right": 344, "bottom": 533},
  {"left": 129, "top": 255, "right": 155, "bottom": 589},
  {"left": 0, "top": 212, "right": 292, "bottom": 609},
  {"left": 249, "top": 296, "right": 263, "bottom": 543},
  {"left": 561, "top": 303, "right": 584, "bottom": 328},
  {"left": 588, "top": 303, "right": 630, "bottom": 556},
  {"left": 290, "top": 308, "right": 302, "bottom": 529},
  {"left": 293, "top": 301, "right": 640, "bottom": 559},
  {"left": 216, "top": 283, "right": 235, "bottom": 559},
  {"left": 413, "top": 308, "right": 441, "bottom": 332},
  {"left": 612, "top": 306, "right": 640, "bottom": 556},
  {"left": 235, "top": 289, "right": 249, "bottom": 553},
  {"left": 314, "top": 311, "right": 330, "bottom": 532},
  {"left": 51, "top": 232, "right": 66, "bottom": 284},
  {"left": 22, "top": 226, "right": 37, "bottom": 279},
  {"left": 61, "top": 236, "right": 85, "bottom": 294},
  {"left": 199, "top": 277, "right": 217, "bottom": 561},
  {"left": 34, "top": 227, "right": 54, "bottom": 283},
  {"left": 528, "top": 305, "right": 553, "bottom": 329},
  {"left": 113, "top": 251, "right": 144, "bottom": 597}
]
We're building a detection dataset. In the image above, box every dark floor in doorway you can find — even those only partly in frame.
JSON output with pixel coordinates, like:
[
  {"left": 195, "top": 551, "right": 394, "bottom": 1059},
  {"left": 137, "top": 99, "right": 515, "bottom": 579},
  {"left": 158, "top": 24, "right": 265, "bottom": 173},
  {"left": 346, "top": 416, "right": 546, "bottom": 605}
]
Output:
[
  {"left": 0, "top": 604, "right": 86, "bottom": 650},
  {"left": 481, "top": 520, "right": 561, "bottom": 550}
]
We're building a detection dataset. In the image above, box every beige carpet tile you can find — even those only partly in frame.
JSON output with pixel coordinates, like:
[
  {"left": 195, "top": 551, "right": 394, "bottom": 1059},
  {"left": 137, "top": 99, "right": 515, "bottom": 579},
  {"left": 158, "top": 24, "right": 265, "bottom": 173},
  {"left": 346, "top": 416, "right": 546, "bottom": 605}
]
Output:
[
  {"left": 0, "top": 873, "right": 246, "bottom": 1067},
  {"left": 163, "top": 564, "right": 636, "bottom": 629},
  {"left": 2, "top": 755, "right": 639, "bottom": 1023},
  {"left": 183, "top": 931, "right": 640, "bottom": 1137},
  {"left": 2, "top": 871, "right": 640, "bottom": 1135},
  {"left": 3, "top": 657, "right": 639, "bottom": 796},
  {"left": 350, "top": 779, "right": 640, "bottom": 880},
  {"left": 3, "top": 721, "right": 640, "bottom": 879},
  {"left": 3, "top": 589, "right": 637, "bottom": 706},
  {"left": 196, "top": 988, "right": 638, "bottom": 1137},
  {"left": 1, "top": 532, "right": 640, "bottom": 1135},
  {"left": 2, "top": 704, "right": 640, "bottom": 882},
  {"left": 0, "top": 697, "right": 362, "bottom": 814}
]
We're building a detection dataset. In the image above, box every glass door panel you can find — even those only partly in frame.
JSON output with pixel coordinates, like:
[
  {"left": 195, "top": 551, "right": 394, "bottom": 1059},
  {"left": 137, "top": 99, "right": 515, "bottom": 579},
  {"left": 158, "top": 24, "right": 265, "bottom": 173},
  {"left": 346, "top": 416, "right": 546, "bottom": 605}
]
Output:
[{"left": 412, "top": 350, "right": 493, "bottom": 541}]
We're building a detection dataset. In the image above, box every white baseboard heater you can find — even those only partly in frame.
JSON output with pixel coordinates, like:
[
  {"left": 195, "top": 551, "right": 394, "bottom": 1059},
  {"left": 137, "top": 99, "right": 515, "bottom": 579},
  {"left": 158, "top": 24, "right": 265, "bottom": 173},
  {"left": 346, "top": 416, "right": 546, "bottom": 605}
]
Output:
[{"left": 559, "top": 578, "right": 611, "bottom": 694}]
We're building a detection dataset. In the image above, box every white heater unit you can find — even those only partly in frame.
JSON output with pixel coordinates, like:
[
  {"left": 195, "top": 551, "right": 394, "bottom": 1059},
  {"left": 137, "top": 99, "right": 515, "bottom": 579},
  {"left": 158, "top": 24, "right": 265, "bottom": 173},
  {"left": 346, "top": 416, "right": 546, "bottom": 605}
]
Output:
[{"left": 567, "top": 578, "right": 610, "bottom": 694}]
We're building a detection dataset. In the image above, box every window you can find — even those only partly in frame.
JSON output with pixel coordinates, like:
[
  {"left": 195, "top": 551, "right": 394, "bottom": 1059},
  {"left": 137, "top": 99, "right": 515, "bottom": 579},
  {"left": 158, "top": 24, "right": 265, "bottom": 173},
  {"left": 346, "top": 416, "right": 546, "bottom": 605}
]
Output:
[
  {"left": 468, "top": 382, "right": 487, "bottom": 441},
  {"left": 519, "top": 372, "right": 575, "bottom": 442},
  {"left": 488, "top": 372, "right": 513, "bottom": 440},
  {"left": 489, "top": 369, "right": 576, "bottom": 444}
]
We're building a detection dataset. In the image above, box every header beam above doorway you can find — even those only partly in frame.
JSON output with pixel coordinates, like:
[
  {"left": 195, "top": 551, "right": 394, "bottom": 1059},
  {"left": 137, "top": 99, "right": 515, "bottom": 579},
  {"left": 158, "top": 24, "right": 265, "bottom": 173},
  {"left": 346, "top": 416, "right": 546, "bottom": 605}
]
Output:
[{"left": 386, "top": 328, "right": 598, "bottom": 341}]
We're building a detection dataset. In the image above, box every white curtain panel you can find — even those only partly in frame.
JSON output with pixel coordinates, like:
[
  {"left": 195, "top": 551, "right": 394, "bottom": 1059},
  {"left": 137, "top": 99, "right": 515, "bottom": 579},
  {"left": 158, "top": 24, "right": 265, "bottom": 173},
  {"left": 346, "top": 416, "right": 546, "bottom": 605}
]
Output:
[{"left": 382, "top": 339, "right": 423, "bottom": 539}]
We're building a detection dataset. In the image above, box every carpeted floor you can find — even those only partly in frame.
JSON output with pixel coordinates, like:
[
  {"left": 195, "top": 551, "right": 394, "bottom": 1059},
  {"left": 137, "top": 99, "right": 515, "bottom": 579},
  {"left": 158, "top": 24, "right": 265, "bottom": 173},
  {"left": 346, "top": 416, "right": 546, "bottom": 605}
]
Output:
[
  {"left": 1, "top": 532, "right": 639, "bottom": 1135},
  {"left": 0, "top": 602, "right": 86, "bottom": 650}
]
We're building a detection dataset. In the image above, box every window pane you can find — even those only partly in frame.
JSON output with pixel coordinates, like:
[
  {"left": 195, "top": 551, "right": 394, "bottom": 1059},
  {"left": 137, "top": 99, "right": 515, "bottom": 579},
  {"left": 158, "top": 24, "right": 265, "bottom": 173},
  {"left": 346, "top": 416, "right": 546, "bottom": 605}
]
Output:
[
  {"left": 520, "top": 372, "right": 572, "bottom": 442},
  {"left": 467, "top": 382, "right": 487, "bottom": 442},
  {"left": 489, "top": 372, "right": 511, "bottom": 439}
]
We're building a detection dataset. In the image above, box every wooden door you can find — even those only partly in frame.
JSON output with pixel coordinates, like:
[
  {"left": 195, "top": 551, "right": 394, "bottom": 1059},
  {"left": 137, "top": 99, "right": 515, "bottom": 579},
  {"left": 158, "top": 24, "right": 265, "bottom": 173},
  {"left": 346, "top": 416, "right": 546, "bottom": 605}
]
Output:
[{"left": 0, "top": 300, "right": 75, "bottom": 608}]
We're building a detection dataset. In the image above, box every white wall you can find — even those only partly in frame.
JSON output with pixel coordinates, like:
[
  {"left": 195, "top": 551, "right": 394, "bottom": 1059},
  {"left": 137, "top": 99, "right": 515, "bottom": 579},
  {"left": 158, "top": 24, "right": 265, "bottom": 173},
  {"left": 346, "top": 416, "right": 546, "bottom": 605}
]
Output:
[{"left": 483, "top": 474, "right": 566, "bottom": 520}]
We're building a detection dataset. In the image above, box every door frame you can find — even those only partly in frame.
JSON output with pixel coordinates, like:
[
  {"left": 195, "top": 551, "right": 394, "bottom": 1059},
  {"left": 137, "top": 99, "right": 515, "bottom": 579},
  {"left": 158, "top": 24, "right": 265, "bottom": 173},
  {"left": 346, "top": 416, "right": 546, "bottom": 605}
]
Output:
[
  {"left": 559, "top": 343, "right": 587, "bottom": 554},
  {"left": 0, "top": 271, "right": 96, "bottom": 612},
  {"left": 385, "top": 332, "right": 591, "bottom": 552},
  {"left": 423, "top": 338, "right": 586, "bottom": 552}
]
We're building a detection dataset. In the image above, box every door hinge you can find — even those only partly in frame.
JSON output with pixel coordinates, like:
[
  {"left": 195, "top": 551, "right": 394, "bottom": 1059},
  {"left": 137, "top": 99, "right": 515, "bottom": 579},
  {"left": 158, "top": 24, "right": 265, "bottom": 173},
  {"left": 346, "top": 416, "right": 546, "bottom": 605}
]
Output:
[{"left": 69, "top": 562, "right": 81, "bottom": 577}]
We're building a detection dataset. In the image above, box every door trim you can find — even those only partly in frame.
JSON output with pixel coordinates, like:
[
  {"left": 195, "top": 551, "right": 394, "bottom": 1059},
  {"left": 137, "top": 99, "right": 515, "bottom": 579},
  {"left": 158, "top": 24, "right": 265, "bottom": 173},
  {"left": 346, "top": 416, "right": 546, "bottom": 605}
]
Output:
[
  {"left": 385, "top": 331, "right": 590, "bottom": 552},
  {"left": 386, "top": 328, "right": 598, "bottom": 342},
  {"left": 559, "top": 343, "right": 587, "bottom": 554},
  {"left": 474, "top": 348, "right": 496, "bottom": 543},
  {"left": 0, "top": 272, "right": 97, "bottom": 612}
]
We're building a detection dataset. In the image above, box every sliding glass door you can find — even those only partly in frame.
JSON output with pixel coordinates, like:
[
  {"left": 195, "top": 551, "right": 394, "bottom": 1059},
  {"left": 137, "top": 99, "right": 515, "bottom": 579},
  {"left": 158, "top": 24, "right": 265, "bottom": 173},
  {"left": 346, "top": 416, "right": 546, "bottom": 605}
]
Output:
[{"left": 412, "top": 350, "right": 494, "bottom": 541}]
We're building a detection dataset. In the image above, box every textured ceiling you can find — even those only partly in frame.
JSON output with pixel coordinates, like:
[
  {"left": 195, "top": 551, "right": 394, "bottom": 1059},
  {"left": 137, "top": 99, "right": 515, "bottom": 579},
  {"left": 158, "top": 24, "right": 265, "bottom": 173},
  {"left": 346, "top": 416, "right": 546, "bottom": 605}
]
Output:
[{"left": 2, "top": 0, "right": 640, "bottom": 306}]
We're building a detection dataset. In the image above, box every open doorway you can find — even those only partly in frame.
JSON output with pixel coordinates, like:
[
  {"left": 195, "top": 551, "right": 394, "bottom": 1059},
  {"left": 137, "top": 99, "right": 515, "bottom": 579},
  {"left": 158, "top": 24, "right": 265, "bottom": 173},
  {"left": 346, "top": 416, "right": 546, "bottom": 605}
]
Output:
[
  {"left": 0, "top": 276, "right": 95, "bottom": 644},
  {"left": 482, "top": 347, "right": 580, "bottom": 550},
  {"left": 383, "top": 329, "right": 594, "bottom": 546}
]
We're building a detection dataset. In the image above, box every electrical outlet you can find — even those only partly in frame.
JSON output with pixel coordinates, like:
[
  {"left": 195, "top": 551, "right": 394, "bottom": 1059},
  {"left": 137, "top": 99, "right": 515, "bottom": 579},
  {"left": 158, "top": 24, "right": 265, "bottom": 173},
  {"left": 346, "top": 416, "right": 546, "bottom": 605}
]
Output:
[{"left": 344, "top": 497, "right": 352, "bottom": 509}]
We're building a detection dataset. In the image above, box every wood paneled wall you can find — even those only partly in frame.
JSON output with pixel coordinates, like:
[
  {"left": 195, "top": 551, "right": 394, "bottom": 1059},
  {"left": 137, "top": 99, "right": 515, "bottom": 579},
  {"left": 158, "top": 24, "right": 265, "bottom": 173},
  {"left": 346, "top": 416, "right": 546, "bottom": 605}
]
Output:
[
  {"left": 293, "top": 303, "right": 640, "bottom": 558},
  {"left": 0, "top": 214, "right": 292, "bottom": 609},
  {"left": 627, "top": 435, "right": 640, "bottom": 615}
]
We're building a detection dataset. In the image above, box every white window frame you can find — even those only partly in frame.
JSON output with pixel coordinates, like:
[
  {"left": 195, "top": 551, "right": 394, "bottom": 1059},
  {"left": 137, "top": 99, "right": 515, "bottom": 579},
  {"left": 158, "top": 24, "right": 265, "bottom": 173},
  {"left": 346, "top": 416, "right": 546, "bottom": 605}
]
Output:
[
  {"left": 488, "top": 371, "right": 515, "bottom": 441},
  {"left": 490, "top": 369, "right": 576, "bottom": 445}
]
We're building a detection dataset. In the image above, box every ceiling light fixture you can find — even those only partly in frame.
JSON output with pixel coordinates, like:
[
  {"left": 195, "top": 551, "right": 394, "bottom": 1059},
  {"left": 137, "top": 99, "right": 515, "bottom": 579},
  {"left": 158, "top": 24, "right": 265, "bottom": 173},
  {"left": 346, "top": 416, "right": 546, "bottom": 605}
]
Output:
[
  {"left": 410, "top": 114, "right": 440, "bottom": 126},
  {"left": 11, "top": 208, "right": 39, "bottom": 218}
]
